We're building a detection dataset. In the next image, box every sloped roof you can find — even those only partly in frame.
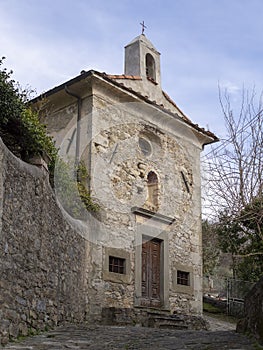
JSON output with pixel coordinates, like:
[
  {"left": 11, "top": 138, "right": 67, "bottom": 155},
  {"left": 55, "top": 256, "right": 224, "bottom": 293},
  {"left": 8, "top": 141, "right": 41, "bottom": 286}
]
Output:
[
  {"left": 30, "top": 69, "right": 218, "bottom": 143},
  {"left": 100, "top": 73, "right": 218, "bottom": 142},
  {"left": 106, "top": 74, "right": 142, "bottom": 80}
]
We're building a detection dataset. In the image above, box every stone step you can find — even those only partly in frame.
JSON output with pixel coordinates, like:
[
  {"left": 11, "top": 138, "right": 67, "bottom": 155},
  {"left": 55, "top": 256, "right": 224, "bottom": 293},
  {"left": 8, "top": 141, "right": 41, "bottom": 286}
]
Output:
[
  {"left": 101, "top": 307, "right": 207, "bottom": 330},
  {"left": 145, "top": 308, "right": 171, "bottom": 316},
  {"left": 148, "top": 314, "right": 188, "bottom": 329}
]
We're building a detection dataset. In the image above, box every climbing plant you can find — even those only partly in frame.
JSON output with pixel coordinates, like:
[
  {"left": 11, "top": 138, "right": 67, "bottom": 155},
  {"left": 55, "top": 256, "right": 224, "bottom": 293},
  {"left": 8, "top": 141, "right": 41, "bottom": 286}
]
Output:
[
  {"left": 55, "top": 159, "right": 100, "bottom": 218},
  {"left": 0, "top": 57, "right": 99, "bottom": 214}
]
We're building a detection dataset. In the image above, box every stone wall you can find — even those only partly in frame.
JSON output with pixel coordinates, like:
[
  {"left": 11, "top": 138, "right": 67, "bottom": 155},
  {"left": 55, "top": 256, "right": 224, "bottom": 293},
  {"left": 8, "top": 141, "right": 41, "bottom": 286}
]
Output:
[
  {"left": 237, "top": 276, "right": 263, "bottom": 345},
  {"left": 35, "top": 78, "right": 205, "bottom": 323},
  {"left": 88, "top": 91, "right": 204, "bottom": 317},
  {"left": 0, "top": 138, "right": 88, "bottom": 345}
]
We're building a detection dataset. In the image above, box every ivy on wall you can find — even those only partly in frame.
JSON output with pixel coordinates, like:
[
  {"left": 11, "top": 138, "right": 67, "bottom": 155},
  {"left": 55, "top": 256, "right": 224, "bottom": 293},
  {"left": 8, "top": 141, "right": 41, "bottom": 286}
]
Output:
[
  {"left": 55, "top": 159, "right": 100, "bottom": 217},
  {"left": 0, "top": 57, "right": 98, "bottom": 214}
]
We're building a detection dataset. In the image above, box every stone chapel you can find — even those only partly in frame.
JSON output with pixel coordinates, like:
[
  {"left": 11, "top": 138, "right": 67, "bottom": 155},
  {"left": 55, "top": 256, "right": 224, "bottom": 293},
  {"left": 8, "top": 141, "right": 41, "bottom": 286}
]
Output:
[{"left": 31, "top": 34, "right": 218, "bottom": 325}]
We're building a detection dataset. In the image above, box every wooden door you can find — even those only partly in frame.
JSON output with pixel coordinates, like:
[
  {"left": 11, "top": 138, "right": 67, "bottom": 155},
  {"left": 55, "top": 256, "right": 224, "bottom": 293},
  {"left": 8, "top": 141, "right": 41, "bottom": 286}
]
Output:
[{"left": 141, "top": 238, "right": 161, "bottom": 307}]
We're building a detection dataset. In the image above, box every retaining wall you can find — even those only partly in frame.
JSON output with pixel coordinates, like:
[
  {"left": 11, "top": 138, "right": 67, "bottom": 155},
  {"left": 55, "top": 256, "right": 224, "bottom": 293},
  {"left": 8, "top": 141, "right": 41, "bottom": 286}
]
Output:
[{"left": 0, "top": 138, "right": 88, "bottom": 345}]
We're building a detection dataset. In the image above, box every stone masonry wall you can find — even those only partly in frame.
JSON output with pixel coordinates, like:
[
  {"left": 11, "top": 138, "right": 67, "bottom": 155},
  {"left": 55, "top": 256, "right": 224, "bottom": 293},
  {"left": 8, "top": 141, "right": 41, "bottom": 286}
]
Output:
[
  {"left": 0, "top": 138, "right": 88, "bottom": 345},
  {"left": 34, "top": 82, "right": 205, "bottom": 322},
  {"left": 85, "top": 90, "right": 203, "bottom": 318}
]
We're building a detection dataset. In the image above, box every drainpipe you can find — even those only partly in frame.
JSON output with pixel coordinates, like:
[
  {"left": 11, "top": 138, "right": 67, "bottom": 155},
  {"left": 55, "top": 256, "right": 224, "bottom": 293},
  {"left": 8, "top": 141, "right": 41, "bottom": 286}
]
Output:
[{"left": 65, "top": 86, "right": 82, "bottom": 166}]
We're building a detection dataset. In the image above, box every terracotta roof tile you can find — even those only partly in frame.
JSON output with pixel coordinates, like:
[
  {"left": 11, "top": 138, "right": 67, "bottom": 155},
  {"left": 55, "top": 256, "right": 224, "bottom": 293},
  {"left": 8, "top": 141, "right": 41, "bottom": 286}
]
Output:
[
  {"left": 106, "top": 74, "right": 142, "bottom": 80},
  {"left": 162, "top": 91, "right": 191, "bottom": 123},
  {"left": 101, "top": 73, "right": 218, "bottom": 141},
  {"left": 30, "top": 70, "right": 218, "bottom": 143},
  {"left": 147, "top": 77, "right": 158, "bottom": 85}
]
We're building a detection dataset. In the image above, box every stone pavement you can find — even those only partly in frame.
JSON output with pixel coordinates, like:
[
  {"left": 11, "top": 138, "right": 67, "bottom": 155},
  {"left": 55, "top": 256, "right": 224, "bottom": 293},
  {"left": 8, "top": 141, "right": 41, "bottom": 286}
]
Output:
[
  {"left": 203, "top": 314, "right": 236, "bottom": 332},
  {"left": 2, "top": 318, "right": 255, "bottom": 350}
]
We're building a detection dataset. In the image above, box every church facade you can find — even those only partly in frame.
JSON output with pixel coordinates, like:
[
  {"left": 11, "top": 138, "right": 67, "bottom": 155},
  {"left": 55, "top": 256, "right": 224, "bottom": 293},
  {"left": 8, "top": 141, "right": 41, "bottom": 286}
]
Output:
[{"left": 32, "top": 34, "right": 217, "bottom": 323}]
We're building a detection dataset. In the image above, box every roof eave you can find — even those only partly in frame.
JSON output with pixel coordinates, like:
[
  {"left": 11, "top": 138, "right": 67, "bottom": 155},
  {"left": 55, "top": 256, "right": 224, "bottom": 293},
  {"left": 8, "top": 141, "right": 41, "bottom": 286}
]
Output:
[{"left": 30, "top": 70, "right": 218, "bottom": 143}]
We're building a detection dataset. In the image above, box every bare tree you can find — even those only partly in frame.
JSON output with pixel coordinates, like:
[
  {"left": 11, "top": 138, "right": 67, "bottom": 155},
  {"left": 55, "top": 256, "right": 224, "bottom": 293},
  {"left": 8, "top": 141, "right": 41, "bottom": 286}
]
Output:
[
  {"left": 203, "top": 87, "right": 263, "bottom": 221},
  {"left": 202, "top": 87, "right": 263, "bottom": 280},
  {"left": 202, "top": 220, "right": 220, "bottom": 276}
]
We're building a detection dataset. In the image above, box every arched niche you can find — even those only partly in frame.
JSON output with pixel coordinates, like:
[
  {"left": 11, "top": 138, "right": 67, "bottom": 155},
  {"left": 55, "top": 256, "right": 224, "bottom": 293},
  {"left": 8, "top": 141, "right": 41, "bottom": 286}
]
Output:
[
  {"left": 147, "top": 171, "right": 159, "bottom": 209},
  {"left": 145, "top": 53, "right": 156, "bottom": 81}
]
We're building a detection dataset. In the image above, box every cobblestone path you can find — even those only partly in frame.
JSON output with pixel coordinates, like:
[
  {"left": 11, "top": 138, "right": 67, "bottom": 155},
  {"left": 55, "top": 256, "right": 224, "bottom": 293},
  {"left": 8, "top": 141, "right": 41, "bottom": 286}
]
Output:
[{"left": 3, "top": 323, "right": 255, "bottom": 350}]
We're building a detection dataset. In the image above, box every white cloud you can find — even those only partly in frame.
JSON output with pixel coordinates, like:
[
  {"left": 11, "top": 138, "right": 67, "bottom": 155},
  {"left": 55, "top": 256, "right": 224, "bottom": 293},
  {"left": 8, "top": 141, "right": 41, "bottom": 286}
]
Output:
[
  {"left": 1, "top": 0, "right": 263, "bottom": 137},
  {"left": 219, "top": 81, "right": 241, "bottom": 96}
]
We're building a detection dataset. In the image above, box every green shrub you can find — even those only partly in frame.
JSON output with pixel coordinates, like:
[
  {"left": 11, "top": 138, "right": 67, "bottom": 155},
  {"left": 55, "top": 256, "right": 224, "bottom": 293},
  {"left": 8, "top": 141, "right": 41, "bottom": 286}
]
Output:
[
  {"left": 0, "top": 57, "right": 57, "bottom": 167},
  {"left": 0, "top": 57, "right": 98, "bottom": 215},
  {"left": 203, "top": 302, "right": 222, "bottom": 314}
]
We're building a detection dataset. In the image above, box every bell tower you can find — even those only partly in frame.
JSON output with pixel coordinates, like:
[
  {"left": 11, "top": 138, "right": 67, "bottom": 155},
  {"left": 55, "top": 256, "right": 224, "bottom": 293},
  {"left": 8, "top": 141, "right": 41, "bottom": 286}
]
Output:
[{"left": 124, "top": 34, "right": 161, "bottom": 87}]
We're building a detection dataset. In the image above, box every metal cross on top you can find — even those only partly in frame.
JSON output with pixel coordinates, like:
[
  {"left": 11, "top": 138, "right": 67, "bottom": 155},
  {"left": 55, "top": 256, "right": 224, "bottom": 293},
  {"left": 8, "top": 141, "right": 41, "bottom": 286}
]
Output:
[{"left": 140, "top": 21, "right": 147, "bottom": 34}]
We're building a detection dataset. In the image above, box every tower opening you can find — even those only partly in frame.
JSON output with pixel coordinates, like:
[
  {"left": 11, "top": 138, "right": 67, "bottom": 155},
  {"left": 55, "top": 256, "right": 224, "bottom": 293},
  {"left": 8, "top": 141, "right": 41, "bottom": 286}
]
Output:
[{"left": 145, "top": 53, "right": 156, "bottom": 81}]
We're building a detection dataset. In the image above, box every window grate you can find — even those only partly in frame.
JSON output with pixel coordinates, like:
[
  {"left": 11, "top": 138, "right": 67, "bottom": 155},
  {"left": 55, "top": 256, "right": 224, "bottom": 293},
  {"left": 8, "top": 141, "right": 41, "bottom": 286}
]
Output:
[
  {"left": 109, "top": 256, "right": 125, "bottom": 274},
  {"left": 177, "top": 270, "right": 190, "bottom": 286}
]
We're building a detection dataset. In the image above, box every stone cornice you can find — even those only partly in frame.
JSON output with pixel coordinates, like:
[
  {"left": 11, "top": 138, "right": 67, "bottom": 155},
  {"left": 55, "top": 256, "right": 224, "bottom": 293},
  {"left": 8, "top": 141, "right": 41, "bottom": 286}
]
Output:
[{"left": 131, "top": 206, "right": 175, "bottom": 225}]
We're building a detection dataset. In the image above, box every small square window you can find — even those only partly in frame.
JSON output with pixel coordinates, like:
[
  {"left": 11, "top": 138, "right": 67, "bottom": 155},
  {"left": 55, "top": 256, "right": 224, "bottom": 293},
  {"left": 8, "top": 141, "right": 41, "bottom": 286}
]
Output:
[
  {"left": 177, "top": 270, "right": 190, "bottom": 286},
  {"left": 109, "top": 256, "right": 126, "bottom": 274}
]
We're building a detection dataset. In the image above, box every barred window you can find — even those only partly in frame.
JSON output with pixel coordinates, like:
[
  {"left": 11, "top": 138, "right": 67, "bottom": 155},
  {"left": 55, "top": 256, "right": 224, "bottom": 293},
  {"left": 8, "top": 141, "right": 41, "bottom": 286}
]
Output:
[
  {"left": 109, "top": 256, "right": 126, "bottom": 274},
  {"left": 177, "top": 270, "right": 190, "bottom": 286}
]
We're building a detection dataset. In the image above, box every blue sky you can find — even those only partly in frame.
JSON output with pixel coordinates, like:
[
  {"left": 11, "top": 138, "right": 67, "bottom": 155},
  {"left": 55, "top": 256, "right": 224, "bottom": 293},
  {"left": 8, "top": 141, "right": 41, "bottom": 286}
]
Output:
[{"left": 1, "top": 0, "right": 263, "bottom": 139}]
